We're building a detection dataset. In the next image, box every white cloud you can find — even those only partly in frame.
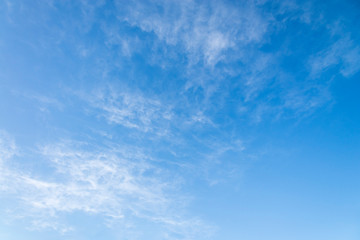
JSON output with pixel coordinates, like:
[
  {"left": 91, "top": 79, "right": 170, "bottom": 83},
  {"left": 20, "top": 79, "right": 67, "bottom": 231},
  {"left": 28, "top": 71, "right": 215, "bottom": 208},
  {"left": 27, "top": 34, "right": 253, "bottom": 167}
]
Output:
[
  {"left": 117, "top": 0, "right": 270, "bottom": 65},
  {"left": 309, "top": 37, "right": 360, "bottom": 78},
  {"left": 0, "top": 130, "right": 16, "bottom": 161},
  {"left": 0, "top": 135, "right": 211, "bottom": 238},
  {"left": 0, "top": 131, "right": 17, "bottom": 192},
  {"left": 33, "top": 142, "right": 174, "bottom": 216},
  {"left": 84, "top": 87, "right": 173, "bottom": 133},
  {"left": 73, "top": 0, "right": 335, "bottom": 123}
]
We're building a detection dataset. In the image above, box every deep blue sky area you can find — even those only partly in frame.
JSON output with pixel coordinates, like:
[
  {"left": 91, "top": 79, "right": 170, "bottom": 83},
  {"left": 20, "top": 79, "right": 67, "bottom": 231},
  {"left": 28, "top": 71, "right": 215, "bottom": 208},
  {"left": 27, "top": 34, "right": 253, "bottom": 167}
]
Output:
[{"left": 0, "top": 0, "right": 359, "bottom": 239}]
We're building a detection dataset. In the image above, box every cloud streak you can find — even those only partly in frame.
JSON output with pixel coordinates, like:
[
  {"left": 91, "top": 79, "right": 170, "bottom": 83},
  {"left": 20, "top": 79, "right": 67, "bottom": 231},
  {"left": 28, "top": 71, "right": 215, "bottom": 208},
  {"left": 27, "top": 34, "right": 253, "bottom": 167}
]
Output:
[
  {"left": 0, "top": 134, "right": 211, "bottom": 239},
  {"left": 309, "top": 36, "right": 360, "bottom": 78},
  {"left": 87, "top": 87, "right": 173, "bottom": 133}
]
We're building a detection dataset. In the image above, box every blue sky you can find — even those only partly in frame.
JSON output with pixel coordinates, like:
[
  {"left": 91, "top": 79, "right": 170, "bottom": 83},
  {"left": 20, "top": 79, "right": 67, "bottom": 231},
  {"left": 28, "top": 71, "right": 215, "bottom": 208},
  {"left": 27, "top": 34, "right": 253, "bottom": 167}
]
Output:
[{"left": 0, "top": 0, "right": 360, "bottom": 239}]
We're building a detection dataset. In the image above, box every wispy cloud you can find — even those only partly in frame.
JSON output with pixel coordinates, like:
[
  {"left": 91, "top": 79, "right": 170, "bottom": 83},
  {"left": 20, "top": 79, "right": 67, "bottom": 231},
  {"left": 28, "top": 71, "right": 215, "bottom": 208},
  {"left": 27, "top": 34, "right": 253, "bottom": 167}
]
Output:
[
  {"left": 1, "top": 0, "right": 360, "bottom": 239},
  {"left": 109, "top": 0, "right": 341, "bottom": 123},
  {"left": 0, "top": 133, "right": 212, "bottom": 238},
  {"left": 0, "top": 131, "right": 16, "bottom": 161},
  {"left": 309, "top": 36, "right": 360, "bottom": 78},
  {"left": 0, "top": 131, "right": 17, "bottom": 192},
  {"left": 118, "top": 0, "right": 271, "bottom": 66},
  {"left": 82, "top": 87, "right": 173, "bottom": 133}
]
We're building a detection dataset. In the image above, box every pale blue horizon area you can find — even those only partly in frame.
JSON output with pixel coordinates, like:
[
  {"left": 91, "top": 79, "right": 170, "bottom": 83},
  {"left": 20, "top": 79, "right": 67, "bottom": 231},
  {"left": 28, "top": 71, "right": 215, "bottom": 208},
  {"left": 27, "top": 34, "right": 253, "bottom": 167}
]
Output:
[{"left": 0, "top": 0, "right": 359, "bottom": 239}]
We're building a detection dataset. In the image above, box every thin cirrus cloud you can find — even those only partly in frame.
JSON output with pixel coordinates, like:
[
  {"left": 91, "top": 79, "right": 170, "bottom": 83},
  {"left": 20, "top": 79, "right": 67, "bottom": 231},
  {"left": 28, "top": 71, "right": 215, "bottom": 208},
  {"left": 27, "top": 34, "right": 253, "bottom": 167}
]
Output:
[
  {"left": 1, "top": 0, "right": 360, "bottom": 239},
  {"left": 110, "top": 0, "right": 351, "bottom": 121},
  {"left": 309, "top": 36, "right": 360, "bottom": 78},
  {"left": 0, "top": 131, "right": 17, "bottom": 192},
  {"left": 85, "top": 87, "right": 173, "bottom": 133},
  {"left": 117, "top": 0, "right": 270, "bottom": 65},
  {"left": 0, "top": 134, "right": 210, "bottom": 238}
]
